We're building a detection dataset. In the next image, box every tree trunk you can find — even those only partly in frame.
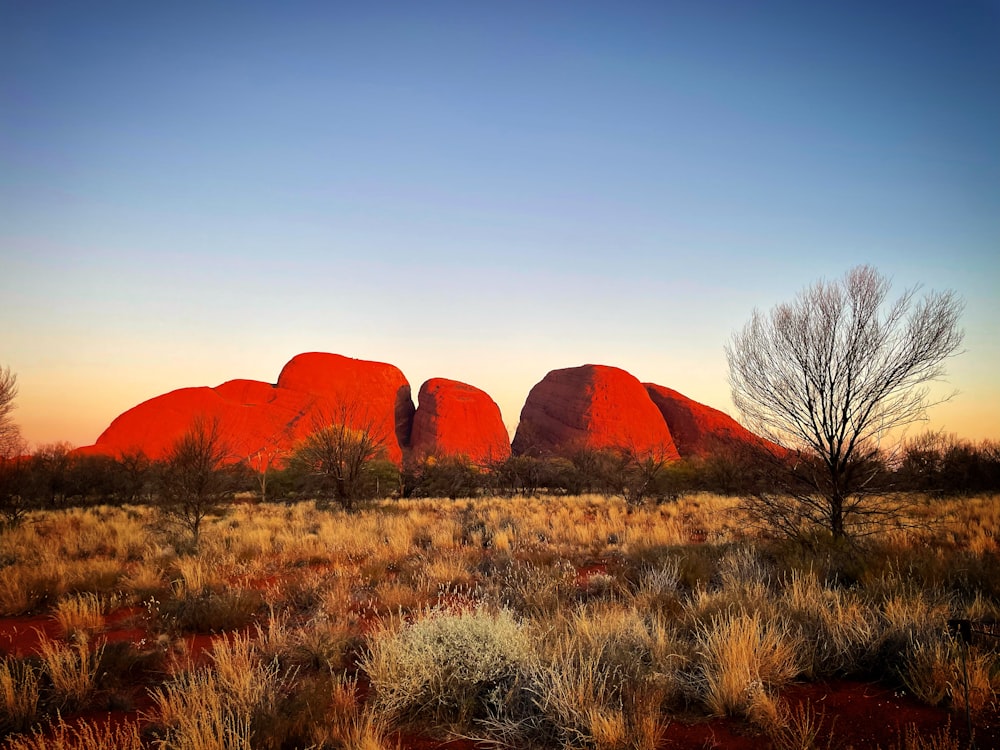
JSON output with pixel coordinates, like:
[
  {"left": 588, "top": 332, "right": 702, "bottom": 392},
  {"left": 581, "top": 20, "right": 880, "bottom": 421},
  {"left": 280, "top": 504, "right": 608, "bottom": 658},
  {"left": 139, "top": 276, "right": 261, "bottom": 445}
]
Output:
[{"left": 830, "top": 493, "right": 845, "bottom": 539}]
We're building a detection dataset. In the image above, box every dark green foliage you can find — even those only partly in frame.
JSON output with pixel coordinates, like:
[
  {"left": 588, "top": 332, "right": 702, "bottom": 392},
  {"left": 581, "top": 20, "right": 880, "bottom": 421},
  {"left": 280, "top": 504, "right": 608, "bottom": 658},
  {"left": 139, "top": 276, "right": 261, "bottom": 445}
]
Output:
[
  {"left": 408, "top": 455, "right": 482, "bottom": 499},
  {"left": 0, "top": 452, "right": 30, "bottom": 528},
  {"left": 895, "top": 432, "right": 1000, "bottom": 496}
]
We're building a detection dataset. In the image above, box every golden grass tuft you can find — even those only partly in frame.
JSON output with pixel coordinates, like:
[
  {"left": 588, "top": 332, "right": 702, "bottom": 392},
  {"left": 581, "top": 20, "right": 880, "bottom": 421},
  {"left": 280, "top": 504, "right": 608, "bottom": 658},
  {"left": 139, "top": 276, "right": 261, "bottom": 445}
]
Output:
[
  {"left": 0, "top": 657, "right": 41, "bottom": 734},
  {"left": 53, "top": 593, "right": 105, "bottom": 641},
  {"left": 695, "top": 611, "right": 803, "bottom": 718},
  {"left": 35, "top": 634, "right": 104, "bottom": 711}
]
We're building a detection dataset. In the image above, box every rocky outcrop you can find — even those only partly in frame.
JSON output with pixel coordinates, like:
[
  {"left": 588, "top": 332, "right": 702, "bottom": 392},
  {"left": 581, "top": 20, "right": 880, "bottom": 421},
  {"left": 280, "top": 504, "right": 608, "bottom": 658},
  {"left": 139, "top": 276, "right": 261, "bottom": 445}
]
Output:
[
  {"left": 512, "top": 365, "right": 679, "bottom": 459},
  {"left": 276, "top": 352, "right": 415, "bottom": 462},
  {"left": 410, "top": 378, "right": 511, "bottom": 464},
  {"left": 643, "top": 383, "right": 779, "bottom": 458},
  {"left": 85, "top": 353, "right": 415, "bottom": 464},
  {"left": 88, "top": 381, "right": 315, "bottom": 462},
  {"left": 80, "top": 353, "right": 777, "bottom": 470}
]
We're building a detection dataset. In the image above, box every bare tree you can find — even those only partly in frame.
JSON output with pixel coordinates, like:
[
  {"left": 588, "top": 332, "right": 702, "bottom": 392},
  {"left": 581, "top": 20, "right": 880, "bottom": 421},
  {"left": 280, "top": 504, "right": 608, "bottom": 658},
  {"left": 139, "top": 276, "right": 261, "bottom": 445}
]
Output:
[
  {"left": 292, "top": 403, "right": 387, "bottom": 511},
  {"left": 0, "top": 366, "right": 22, "bottom": 457},
  {"left": 726, "top": 265, "right": 964, "bottom": 540},
  {"left": 0, "top": 366, "right": 29, "bottom": 526},
  {"left": 247, "top": 428, "right": 293, "bottom": 504},
  {"left": 158, "top": 416, "right": 233, "bottom": 547}
]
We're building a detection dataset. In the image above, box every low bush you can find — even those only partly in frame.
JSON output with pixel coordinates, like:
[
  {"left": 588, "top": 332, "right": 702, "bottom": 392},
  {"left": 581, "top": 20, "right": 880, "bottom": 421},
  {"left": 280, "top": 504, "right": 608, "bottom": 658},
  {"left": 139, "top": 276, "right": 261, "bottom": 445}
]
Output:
[
  {"left": 156, "top": 588, "right": 263, "bottom": 633},
  {"left": 362, "top": 606, "right": 532, "bottom": 730}
]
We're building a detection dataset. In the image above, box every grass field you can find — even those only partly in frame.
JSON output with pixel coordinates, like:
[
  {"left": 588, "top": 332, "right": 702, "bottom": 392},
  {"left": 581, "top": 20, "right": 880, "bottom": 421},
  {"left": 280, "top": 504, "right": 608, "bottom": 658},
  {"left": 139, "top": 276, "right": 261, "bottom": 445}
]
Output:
[{"left": 0, "top": 493, "right": 997, "bottom": 749}]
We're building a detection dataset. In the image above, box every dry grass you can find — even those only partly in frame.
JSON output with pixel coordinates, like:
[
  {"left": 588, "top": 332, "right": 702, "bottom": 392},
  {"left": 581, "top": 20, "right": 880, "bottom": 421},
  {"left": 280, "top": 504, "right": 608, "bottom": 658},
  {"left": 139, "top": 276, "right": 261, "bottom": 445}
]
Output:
[
  {"left": 3, "top": 717, "right": 144, "bottom": 750},
  {"left": 0, "top": 560, "right": 65, "bottom": 616},
  {"left": 771, "top": 700, "right": 836, "bottom": 750},
  {"left": 150, "top": 669, "right": 254, "bottom": 750},
  {"left": 0, "top": 657, "right": 40, "bottom": 734},
  {"left": 150, "top": 632, "right": 304, "bottom": 749},
  {"left": 312, "top": 675, "right": 392, "bottom": 750},
  {"left": 782, "top": 570, "right": 876, "bottom": 678},
  {"left": 0, "top": 494, "right": 996, "bottom": 747},
  {"left": 35, "top": 635, "right": 105, "bottom": 711},
  {"left": 888, "top": 719, "right": 964, "bottom": 750},
  {"left": 53, "top": 593, "right": 105, "bottom": 641},
  {"left": 694, "top": 610, "right": 803, "bottom": 720},
  {"left": 904, "top": 638, "right": 997, "bottom": 714}
]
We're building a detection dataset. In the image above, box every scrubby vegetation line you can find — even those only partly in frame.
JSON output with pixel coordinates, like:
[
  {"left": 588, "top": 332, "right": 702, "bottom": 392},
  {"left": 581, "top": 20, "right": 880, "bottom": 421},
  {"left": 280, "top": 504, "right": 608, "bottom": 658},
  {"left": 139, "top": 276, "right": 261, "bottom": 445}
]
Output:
[{"left": 0, "top": 493, "right": 997, "bottom": 749}]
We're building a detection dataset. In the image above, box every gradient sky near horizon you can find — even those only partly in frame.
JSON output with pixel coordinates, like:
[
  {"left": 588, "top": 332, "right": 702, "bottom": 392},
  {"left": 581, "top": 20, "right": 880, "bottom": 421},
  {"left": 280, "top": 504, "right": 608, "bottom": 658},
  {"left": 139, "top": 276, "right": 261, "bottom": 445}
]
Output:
[{"left": 2, "top": 1, "right": 999, "bottom": 449}]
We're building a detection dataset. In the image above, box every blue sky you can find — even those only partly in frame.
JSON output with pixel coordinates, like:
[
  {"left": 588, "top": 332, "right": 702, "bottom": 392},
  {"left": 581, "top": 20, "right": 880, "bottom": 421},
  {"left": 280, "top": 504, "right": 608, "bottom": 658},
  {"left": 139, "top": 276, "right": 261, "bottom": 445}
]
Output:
[{"left": 2, "top": 1, "right": 999, "bottom": 447}]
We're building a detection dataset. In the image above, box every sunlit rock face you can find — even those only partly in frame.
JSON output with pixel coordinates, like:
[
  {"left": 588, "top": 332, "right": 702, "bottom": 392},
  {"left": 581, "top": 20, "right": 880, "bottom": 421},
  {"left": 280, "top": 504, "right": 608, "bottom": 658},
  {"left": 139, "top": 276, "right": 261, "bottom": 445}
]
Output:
[
  {"left": 83, "top": 353, "right": 415, "bottom": 464},
  {"left": 79, "top": 354, "right": 776, "bottom": 470},
  {"left": 84, "top": 381, "right": 315, "bottom": 462},
  {"left": 643, "top": 383, "right": 780, "bottom": 458},
  {"left": 276, "top": 352, "right": 415, "bottom": 463},
  {"left": 409, "top": 378, "right": 511, "bottom": 464},
  {"left": 511, "top": 364, "right": 680, "bottom": 459}
]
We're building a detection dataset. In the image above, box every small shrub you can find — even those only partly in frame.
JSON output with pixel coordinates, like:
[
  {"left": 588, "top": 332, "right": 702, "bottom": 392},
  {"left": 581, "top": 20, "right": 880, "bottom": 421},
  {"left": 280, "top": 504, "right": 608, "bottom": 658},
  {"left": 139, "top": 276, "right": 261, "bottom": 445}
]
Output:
[
  {"left": 362, "top": 606, "right": 532, "bottom": 730},
  {"left": 158, "top": 588, "right": 262, "bottom": 633},
  {"left": 771, "top": 701, "right": 836, "bottom": 750}
]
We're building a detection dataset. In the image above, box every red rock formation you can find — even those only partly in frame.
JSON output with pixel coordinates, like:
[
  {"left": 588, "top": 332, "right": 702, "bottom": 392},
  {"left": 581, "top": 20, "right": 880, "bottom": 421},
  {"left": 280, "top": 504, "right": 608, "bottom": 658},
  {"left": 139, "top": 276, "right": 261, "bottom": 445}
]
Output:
[
  {"left": 643, "top": 383, "right": 780, "bottom": 458},
  {"left": 512, "top": 365, "right": 679, "bottom": 459},
  {"left": 277, "top": 352, "right": 414, "bottom": 462},
  {"left": 410, "top": 378, "right": 511, "bottom": 464},
  {"left": 87, "top": 381, "right": 315, "bottom": 462},
  {"left": 83, "top": 353, "right": 416, "bottom": 465}
]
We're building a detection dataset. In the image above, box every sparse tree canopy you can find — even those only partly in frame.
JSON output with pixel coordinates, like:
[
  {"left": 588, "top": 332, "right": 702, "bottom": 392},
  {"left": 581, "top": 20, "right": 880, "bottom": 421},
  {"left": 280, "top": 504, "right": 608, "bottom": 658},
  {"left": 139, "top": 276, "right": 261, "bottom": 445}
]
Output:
[
  {"left": 726, "top": 265, "right": 964, "bottom": 539},
  {"left": 158, "top": 416, "right": 233, "bottom": 546},
  {"left": 292, "top": 403, "right": 387, "bottom": 510}
]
